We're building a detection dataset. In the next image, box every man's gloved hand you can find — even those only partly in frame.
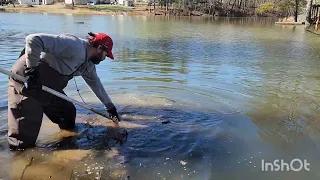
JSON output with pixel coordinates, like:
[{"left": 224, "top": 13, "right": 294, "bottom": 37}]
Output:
[
  {"left": 24, "top": 66, "right": 42, "bottom": 91},
  {"left": 107, "top": 105, "right": 121, "bottom": 122}
]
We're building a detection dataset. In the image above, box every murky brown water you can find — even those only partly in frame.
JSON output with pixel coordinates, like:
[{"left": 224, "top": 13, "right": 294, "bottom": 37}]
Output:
[{"left": 0, "top": 13, "right": 320, "bottom": 180}]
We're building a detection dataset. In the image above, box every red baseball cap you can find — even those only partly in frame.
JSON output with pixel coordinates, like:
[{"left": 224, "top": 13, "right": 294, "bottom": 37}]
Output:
[{"left": 88, "top": 32, "right": 114, "bottom": 60}]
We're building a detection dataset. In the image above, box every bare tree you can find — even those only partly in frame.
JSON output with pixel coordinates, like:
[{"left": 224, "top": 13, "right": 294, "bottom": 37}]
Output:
[
  {"left": 305, "top": 0, "right": 313, "bottom": 27},
  {"left": 294, "top": 0, "right": 298, "bottom": 21}
]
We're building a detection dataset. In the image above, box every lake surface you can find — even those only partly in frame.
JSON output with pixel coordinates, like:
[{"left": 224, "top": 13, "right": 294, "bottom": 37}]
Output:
[{"left": 0, "top": 12, "right": 320, "bottom": 180}]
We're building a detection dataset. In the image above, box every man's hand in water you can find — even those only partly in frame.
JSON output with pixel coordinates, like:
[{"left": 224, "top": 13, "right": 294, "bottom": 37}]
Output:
[{"left": 107, "top": 105, "right": 121, "bottom": 122}]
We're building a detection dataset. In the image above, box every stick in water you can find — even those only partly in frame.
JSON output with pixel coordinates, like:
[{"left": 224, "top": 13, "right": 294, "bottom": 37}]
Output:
[{"left": 0, "top": 67, "right": 118, "bottom": 123}]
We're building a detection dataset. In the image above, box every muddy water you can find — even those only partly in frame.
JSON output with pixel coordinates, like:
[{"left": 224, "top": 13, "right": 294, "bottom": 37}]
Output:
[{"left": 0, "top": 12, "right": 320, "bottom": 180}]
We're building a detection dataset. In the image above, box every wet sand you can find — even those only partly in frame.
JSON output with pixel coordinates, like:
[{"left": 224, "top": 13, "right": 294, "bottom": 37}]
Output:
[
  {"left": 0, "top": 94, "right": 177, "bottom": 180},
  {"left": 0, "top": 115, "right": 130, "bottom": 180}
]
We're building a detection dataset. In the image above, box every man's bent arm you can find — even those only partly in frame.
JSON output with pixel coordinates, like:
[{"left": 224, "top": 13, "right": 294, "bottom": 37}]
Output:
[{"left": 81, "top": 66, "right": 115, "bottom": 110}]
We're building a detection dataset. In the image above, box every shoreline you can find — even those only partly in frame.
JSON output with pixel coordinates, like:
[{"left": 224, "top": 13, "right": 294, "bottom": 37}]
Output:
[{"left": 0, "top": 4, "right": 152, "bottom": 16}]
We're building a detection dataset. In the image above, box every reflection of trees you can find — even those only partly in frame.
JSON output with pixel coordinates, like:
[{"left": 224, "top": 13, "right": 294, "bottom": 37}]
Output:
[{"left": 213, "top": 17, "right": 277, "bottom": 27}]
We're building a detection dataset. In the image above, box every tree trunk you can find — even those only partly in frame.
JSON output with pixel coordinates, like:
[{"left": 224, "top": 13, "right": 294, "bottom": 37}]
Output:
[
  {"left": 294, "top": 0, "right": 298, "bottom": 22},
  {"left": 231, "top": 0, "right": 237, "bottom": 9},
  {"left": 305, "top": 0, "right": 313, "bottom": 27},
  {"left": 165, "top": 0, "right": 168, "bottom": 15},
  {"left": 167, "top": 0, "right": 169, "bottom": 14},
  {"left": 149, "top": 3, "right": 151, "bottom": 12},
  {"left": 172, "top": 1, "right": 174, "bottom": 15}
]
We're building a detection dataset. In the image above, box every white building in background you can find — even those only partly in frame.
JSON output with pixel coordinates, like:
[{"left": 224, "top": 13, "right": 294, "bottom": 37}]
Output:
[
  {"left": 18, "top": 0, "right": 53, "bottom": 5},
  {"left": 64, "top": 0, "right": 128, "bottom": 5},
  {"left": 65, "top": 0, "right": 105, "bottom": 5},
  {"left": 42, "top": 0, "right": 53, "bottom": 4},
  {"left": 64, "top": 0, "right": 73, "bottom": 4},
  {"left": 18, "top": 0, "right": 39, "bottom": 5},
  {"left": 117, "top": 0, "right": 133, "bottom": 6}
]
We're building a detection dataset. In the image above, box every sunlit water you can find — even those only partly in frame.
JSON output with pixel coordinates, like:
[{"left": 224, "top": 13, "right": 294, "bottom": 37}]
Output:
[{"left": 0, "top": 12, "right": 320, "bottom": 180}]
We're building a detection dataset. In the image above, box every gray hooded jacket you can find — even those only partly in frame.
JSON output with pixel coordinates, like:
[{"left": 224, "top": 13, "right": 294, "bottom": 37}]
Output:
[{"left": 24, "top": 33, "right": 114, "bottom": 109}]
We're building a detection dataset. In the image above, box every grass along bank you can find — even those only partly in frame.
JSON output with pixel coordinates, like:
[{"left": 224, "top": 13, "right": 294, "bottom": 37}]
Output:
[{"left": 87, "top": 4, "right": 133, "bottom": 12}]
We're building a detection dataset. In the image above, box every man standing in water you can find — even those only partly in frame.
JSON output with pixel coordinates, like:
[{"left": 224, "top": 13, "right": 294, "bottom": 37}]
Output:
[{"left": 7, "top": 32, "right": 121, "bottom": 151}]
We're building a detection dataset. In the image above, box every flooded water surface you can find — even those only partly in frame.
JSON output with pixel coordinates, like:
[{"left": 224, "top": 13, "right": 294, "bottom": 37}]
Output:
[{"left": 0, "top": 12, "right": 320, "bottom": 180}]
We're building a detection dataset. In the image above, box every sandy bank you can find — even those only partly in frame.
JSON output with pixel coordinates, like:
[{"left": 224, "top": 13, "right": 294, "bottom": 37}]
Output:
[{"left": 1, "top": 3, "right": 151, "bottom": 16}]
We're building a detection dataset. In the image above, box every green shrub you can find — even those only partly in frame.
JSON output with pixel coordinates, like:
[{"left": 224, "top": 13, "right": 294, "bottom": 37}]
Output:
[{"left": 257, "top": 1, "right": 276, "bottom": 14}]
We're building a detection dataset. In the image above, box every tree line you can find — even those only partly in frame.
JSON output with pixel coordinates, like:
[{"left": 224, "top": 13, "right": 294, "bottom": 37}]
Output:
[{"left": 149, "top": 0, "right": 307, "bottom": 18}]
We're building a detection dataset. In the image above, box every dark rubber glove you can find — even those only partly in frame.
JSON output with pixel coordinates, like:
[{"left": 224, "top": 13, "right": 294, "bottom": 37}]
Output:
[
  {"left": 24, "top": 66, "right": 42, "bottom": 91},
  {"left": 107, "top": 106, "right": 121, "bottom": 122}
]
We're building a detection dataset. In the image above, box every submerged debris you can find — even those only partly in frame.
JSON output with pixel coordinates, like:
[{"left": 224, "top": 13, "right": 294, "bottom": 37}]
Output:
[
  {"left": 109, "top": 128, "right": 128, "bottom": 145},
  {"left": 161, "top": 120, "right": 171, "bottom": 124},
  {"left": 179, "top": 160, "right": 187, "bottom": 165}
]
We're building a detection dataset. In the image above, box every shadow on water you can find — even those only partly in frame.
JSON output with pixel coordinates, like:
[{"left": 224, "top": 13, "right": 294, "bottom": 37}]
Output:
[
  {"left": 0, "top": 103, "right": 236, "bottom": 180},
  {"left": 38, "top": 115, "right": 129, "bottom": 151}
]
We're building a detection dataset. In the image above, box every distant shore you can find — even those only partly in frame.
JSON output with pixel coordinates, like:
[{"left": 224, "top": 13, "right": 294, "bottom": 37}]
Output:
[{"left": 0, "top": 3, "right": 151, "bottom": 16}]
